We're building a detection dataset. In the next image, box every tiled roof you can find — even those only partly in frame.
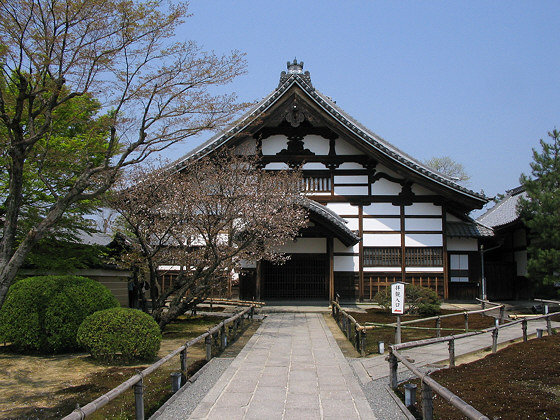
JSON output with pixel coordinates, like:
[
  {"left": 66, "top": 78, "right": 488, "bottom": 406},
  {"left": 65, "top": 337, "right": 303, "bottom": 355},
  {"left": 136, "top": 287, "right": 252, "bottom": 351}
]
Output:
[
  {"left": 476, "top": 186, "right": 526, "bottom": 228},
  {"left": 446, "top": 221, "right": 494, "bottom": 238},
  {"left": 302, "top": 198, "right": 361, "bottom": 247},
  {"left": 169, "top": 65, "right": 487, "bottom": 208}
]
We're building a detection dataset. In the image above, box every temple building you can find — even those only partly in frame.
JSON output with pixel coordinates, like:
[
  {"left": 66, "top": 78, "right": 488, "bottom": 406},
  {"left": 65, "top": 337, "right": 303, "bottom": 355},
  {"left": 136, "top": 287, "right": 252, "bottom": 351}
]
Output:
[{"left": 173, "top": 59, "right": 492, "bottom": 302}]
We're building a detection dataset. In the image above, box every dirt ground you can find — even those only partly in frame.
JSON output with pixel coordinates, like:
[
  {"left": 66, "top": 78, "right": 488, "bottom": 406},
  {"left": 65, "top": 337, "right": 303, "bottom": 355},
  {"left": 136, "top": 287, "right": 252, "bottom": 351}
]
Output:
[
  {"left": 0, "top": 313, "right": 260, "bottom": 420},
  {"left": 401, "top": 334, "right": 560, "bottom": 419}
]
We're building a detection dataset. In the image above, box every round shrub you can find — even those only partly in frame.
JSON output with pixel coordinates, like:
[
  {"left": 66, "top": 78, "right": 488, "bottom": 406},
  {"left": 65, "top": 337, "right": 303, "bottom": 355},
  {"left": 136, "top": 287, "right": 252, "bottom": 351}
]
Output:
[
  {"left": 373, "top": 284, "right": 442, "bottom": 316},
  {"left": 77, "top": 307, "right": 161, "bottom": 361},
  {"left": 0, "top": 275, "right": 119, "bottom": 353}
]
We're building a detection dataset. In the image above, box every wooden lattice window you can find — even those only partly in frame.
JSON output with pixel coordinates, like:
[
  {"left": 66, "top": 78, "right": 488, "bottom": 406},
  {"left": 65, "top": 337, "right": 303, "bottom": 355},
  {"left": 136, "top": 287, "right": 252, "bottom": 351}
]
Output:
[
  {"left": 405, "top": 247, "right": 443, "bottom": 267},
  {"left": 363, "top": 247, "right": 401, "bottom": 267},
  {"left": 300, "top": 176, "right": 331, "bottom": 192}
]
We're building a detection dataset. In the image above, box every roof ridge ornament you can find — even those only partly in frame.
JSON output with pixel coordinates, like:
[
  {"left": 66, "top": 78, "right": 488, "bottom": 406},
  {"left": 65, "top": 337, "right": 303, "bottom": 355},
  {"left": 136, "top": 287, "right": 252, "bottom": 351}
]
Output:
[{"left": 278, "top": 57, "right": 313, "bottom": 89}]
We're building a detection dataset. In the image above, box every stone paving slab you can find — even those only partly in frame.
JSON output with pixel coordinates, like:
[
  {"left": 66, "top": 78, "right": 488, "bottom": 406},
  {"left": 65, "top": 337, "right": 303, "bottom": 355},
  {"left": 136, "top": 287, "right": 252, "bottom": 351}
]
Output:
[{"left": 158, "top": 313, "right": 377, "bottom": 420}]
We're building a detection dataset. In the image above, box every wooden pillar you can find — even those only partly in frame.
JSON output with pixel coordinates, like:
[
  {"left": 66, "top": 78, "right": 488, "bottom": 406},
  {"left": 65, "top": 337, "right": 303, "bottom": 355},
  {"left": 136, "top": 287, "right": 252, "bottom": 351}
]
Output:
[
  {"left": 400, "top": 204, "right": 406, "bottom": 283},
  {"left": 255, "top": 261, "right": 262, "bottom": 301},
  {"left": 442, "top": 206, "right": 449, "bottom": 300},
  {"left": 358, "top": 205, "right": 364, "bottom": 301},
  {"left": 328, "top": 236, "right": 335, "bottom": 302}
]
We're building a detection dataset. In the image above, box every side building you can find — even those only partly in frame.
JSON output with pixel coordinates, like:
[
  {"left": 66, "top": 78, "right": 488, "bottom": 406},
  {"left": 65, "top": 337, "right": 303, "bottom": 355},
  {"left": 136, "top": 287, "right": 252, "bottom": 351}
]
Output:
[{"left": 173, "top": 60, "right": 492, "bottom": 302}]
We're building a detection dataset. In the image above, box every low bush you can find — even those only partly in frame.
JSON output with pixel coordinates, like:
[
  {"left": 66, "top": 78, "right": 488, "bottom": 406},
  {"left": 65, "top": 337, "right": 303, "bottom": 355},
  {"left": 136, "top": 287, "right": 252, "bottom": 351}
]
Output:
[
  {"left": 77, "top": 307, "right": 162, "bottom": 361},
  {"left": 373, "top": 284, "right": 441, "bottom": 316},
  {"left": 0, "top": 275, "right": 119, "bottom": 353}
]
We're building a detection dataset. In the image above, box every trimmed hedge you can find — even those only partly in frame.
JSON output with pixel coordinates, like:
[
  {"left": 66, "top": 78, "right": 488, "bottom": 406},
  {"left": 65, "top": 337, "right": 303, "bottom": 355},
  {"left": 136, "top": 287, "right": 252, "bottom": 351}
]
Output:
[
  {"left": 373, "top": 284, "right": 442, "bottom": 316},
  {"left": 0, "top": 275, "right": 119, "bottom": 353},
  {"left": 77, "top": 307, "right": 161, "bottom": 361}
]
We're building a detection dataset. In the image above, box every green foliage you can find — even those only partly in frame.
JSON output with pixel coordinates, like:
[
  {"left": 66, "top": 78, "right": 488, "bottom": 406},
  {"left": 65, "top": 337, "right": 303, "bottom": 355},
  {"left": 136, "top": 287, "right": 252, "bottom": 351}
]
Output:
[
  {"left": 373, "top": 284, "right": 442, "bottom": 316},
  {"left": 77, "top": 307, "right": 162, "bottom": 361},
  {"left": 518, "top": 129, "right": 560, "bottom": 289},
  {"left": 0, "top": 276, "right": 119, "bottom": 353},
  {"left": 22, "top": 239, "right": 108, "bottom": 272}
]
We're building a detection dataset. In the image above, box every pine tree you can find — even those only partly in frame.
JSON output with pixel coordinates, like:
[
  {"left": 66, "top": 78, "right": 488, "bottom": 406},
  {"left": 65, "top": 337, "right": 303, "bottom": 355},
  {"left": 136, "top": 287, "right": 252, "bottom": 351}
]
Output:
[{"left": 518, "top": 129, "right": 560, "bottom": 288}]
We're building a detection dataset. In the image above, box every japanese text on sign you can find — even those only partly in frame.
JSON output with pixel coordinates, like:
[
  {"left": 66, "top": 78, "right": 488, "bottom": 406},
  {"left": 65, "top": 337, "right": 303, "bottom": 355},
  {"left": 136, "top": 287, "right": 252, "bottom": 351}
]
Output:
[{"left": 391, "top": 282, "right": 405, "bottom": 314}]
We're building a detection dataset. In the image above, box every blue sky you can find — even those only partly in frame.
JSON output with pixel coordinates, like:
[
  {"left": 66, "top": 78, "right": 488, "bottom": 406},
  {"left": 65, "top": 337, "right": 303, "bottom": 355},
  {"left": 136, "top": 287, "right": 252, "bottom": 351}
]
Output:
[{"left": 166, "top": 1, "right": 560, "bottom": 207}]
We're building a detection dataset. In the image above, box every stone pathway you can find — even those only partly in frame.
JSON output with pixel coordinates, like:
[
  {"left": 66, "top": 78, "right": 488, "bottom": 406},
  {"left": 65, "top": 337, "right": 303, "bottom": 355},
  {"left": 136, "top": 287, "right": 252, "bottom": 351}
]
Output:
[{"left": 156, "top": 313, "right": 377, "bottom": 420}]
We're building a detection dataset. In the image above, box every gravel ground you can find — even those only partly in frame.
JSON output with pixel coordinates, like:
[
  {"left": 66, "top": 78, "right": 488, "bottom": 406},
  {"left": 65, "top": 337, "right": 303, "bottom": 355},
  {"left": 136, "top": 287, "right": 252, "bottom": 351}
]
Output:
[{"left": 150, "top": 357, "right": 234, "bottom": 420}]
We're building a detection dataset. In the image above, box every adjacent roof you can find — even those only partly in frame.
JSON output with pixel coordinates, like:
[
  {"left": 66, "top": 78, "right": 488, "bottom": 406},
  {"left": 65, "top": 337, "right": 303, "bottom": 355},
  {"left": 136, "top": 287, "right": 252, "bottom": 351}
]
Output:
[
  {"left": 302, "top": 198, "right": 361, "bottom": 247},
  {"left": 171, "top": 60, "right": 488, "bottom": 211},
  {"left": 446, "top": 221, "right": 494, "bottom": 238},
  {"left": 476, "top": 186, "right": 526, "bottom": 228}
]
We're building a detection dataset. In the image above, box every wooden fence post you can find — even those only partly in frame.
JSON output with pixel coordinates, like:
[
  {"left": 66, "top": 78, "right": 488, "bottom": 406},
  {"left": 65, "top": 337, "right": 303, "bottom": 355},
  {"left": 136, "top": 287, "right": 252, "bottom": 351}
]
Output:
[
  {"left": 205, "top": 335, "right": 212, "bottom": 361},
  {"left": 360, "top": 329, "right": 366, "bottom": 357},
  {"left": 422, "top": 382, "right": 434, "bottom": 420},
  {"left": 547, "top": 316, "right": 552, "bottom": 336},
  {"left": 436, "top": 317, "right": 441, "bottom": 338},
  {"left": 464, "top": 312, "right": 469, "bottom": 332},
  {"left": 180, "top": 348, "right": 187, "bottom": 382},
  {"left": 448, "top": 338, "right": 455, "bottom": 367},
  {"left": 522, "top": 319, "right": 528, "bottom": 342},
  {"left": 389, "top": 352, "right": 398, "bottom": 390},
  {"left": 134, "top": 378, "right": 144, "bottom": 420},
  {"left": 499, "top": 306, "right": 505, "bottom": 324},
  {"left": 492, "top": 328, "right": 498, "bottom": 353},
  {"left": 221, "top": 324, "right": 227, "bottom": 349}
]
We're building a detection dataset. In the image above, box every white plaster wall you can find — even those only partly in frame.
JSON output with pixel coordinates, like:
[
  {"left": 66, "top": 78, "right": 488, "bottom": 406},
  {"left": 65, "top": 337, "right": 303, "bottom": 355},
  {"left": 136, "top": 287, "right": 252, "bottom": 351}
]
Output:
[
  {"left": 345, "top": 217, "right": 359, "bottom": 231},
  {"left": 334, "top": 238, "right": 359, "bottom": 253},
  {"left": 327, "top": 202, "right": 359, "bottom": 215},
  {"left": 405, "top": 218, "right": 442, "bottom": 231},
  {"left": 411, "top": 184, "right": 435, "bottom": 195},
  {"left": 261, "top": 135, "right": 287, "bottom": 155},
  {"left": 264, "top": 162, "right": 290, "bottom": 170},
  {"left": 406, "top": 267, "right": 444, "bottom": 273},
  {"left": 363, "top": 203, "right": 401, "bottom": 216},
  {"left": 405, "top": 203, "right": 442, "bottom": 216},
  {"left": 447, "top": 238, "right": 478, "bottom": 251},
  {"left": 363, "top": 218, "right": 401, "bottom": 231},
  {"left": 334, "top": 175, "right": 369, "bottom": 184},
  {"left": 364, "top": 267, "right": 402, "bottom": 273},
  {"left": 279, "top": 238, "right": 326, "bottom": 253},
  {"left": 371, "top": 178, "right": 401, "bottom": 195},
  {"left": 376, "top": 165, "right": 401, "bottom": 179},
  {"left": 334, "top": 138, "right": 362, "bottom": 155},
  {"left": 303, "top": 135, "right": 330, "bottom": 155},
  {"left": 302, "top": 162, "right": 327, "bottom": 170},
  {"left": 334, "top": 255, "right": 359, "bottom": 271},
  {"left": 515, "top": 251, "right": 528, "bottom": 276},
  {"left": 404, "top": 234, "right": 443, "bottom": 247},
  {"left": 338, "top": 162, "right": 365, "bottom": 170},
  {"left": 334, "top": 186, "right": 369, "bottom": 196},
  {"left": 363, "top": 233, "right": 402, "bottom": 247}
]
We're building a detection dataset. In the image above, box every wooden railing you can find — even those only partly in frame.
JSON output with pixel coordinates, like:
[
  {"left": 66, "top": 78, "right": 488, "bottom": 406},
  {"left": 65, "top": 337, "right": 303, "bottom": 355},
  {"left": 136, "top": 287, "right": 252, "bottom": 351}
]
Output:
[
  {"left": 63, "top": 306, "right": 257, "bottom": 420},
  {"left": 388, "top": 310, "right": 559, "bottom": 419},
  {"left": 331, "top": 300, "right": 505, "bottom": 356}
]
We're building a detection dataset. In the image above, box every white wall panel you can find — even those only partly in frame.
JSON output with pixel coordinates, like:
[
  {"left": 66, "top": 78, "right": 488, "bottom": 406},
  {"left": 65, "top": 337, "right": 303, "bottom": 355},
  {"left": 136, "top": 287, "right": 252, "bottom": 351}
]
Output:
[
  {"left": 363, "top": 267, "right": 402, "bottom": 272},
  {"left": 334, "top": 238, "right": 359, "bottom": 253},
  {"left": 363, "top": 203, "right": 400, "bottom": 216},
  {"left": 371, "top": 178, "right": 401, "bottom": 195},
  {"left": 363, "top": 218, "right": 401, "bottom": 231},
  {"left": 447, "top": 238, "right": 478, "bottom": 251},
  {"left": 302, "top": 162, "right": 327, "bottom": 170},
  {"left": 327, "top": 202, "right": 359, "bottom": 215},
  {"left": 334, "top": 175, "right": 369, "bottom": 184},
  {"left": 334, "top": 255, "right": 359, "bottom": 271},
  {"left": 261, "top": 135, "right": 287, "bottom": 155},
  {"left": 405, "top": 218, "right": 442, "bottom": 231},
  {"left": 405, "top": 203, "right": 442, "bottom": 216},
  {"left": 303, "top": 135, "right": 330, "bottom": 155},
  {"left": 363, "top": 233, "right": 401, "bottom": 246},
  {"left": 404, "top": 234, "right": 443, "bottom": 247},
  {"left": 338, "top": 162, "right": 365, "bottom": 170},
  {"left": 279, "top": 238, "right": 326, "bottom": 253},
  {"left": 406, "top": 267, "right": 444, "bottom": 273},
  {"left": 264, "top": 162, "right": 290, "bottom": 170},
  {"left": 376, "top": 165, "right": 401, "bottom": 179},
  {"left": 334, "top": 186, "right": 369, "bottom": 196},
  {"left": 345, "top": 218, "right": 359, "bottom": 230},
  {"left": 335, "top": 138, "right": 362, "bottom": 155},
  {"left": 411, "top": 184, "right": 435, "bottom": 195}
]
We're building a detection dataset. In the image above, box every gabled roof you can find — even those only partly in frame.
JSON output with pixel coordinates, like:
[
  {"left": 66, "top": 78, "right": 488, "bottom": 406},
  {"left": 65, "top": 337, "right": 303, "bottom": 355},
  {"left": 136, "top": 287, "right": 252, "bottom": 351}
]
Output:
[
  {"left": 446, "top": 221, "right": 494, "bottom": 238},
  {"left": 476, "top": 185, "right": 526, "bottom": 229},
  {"left": 171, "top": 60, "right": 488, "bottom": 211}
]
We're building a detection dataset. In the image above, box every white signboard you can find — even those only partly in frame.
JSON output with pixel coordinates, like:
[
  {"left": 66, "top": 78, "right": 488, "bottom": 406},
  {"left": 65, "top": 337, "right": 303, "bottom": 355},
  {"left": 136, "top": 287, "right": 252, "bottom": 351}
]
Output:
[{"left": 391, "top": 282, "right": 405, "bottom": 314}]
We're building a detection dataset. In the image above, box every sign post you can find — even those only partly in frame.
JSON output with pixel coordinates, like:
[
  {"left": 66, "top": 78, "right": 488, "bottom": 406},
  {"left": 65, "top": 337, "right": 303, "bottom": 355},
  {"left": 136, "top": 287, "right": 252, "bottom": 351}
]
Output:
[{"left": 391, "top": 282, "right": 405, "bottom": 344}]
